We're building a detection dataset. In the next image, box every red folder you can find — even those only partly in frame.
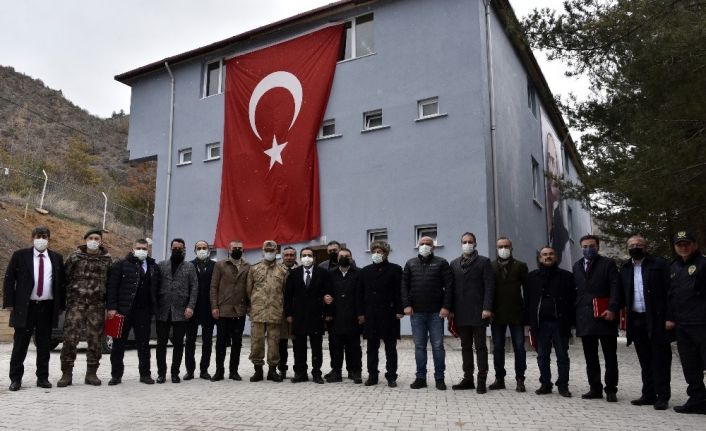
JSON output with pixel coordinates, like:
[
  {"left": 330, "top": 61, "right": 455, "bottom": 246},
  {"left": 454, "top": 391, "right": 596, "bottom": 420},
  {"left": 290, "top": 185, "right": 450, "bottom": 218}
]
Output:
[
  {"left": 448, "top": 318, "right": 459, "bottom": 338},
  {"left": 592, "top": 297, "right": 610, "bottom": 318},
  {"left": 528, "top": 328, "right": 537, "bottom": 351},
  {"left": 104, "top": 314, "right": 125, "bottom": 339},
  {"left": 619, "top": 307, "right": 627, "bottom": 331}
]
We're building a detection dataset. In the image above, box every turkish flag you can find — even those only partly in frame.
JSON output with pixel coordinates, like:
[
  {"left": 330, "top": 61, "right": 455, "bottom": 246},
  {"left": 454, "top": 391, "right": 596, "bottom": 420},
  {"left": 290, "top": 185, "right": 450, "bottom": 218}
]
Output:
[{"left": 214, "top": 25, "right": 343, "bottom": 249}]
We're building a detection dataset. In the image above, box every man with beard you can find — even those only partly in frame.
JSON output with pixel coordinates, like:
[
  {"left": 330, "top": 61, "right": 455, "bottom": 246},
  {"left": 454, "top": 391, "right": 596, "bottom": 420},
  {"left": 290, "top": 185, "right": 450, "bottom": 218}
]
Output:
[
  {"left": 525, "top": 246, "right": 575, "bottom": 397},
  {"left": 156, "top": 238, "right": 198, "bottom": 383}
]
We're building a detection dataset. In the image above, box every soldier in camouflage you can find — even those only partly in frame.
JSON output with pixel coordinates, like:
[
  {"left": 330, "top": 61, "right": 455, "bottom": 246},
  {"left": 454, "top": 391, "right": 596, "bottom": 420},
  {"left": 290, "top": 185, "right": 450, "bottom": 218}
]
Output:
[
  {"left": 57, "top": 228, "right": 112, "bottom": 387},
  {"left": 246, "top": 240, "right": 289, "bottom": 383}
]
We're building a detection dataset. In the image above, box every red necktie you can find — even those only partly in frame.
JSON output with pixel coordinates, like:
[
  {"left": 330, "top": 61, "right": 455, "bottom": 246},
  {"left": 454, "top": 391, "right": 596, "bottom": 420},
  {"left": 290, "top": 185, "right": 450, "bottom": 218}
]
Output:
[{"left": 37, "top": 253, "right": 45, "bottom": 297}]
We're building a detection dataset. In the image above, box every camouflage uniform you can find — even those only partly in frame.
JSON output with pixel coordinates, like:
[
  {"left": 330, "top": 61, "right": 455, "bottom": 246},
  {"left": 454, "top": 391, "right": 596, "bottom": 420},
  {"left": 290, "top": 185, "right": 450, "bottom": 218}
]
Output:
[
  {"left": 60, "top": 246, "right": 112, "bottom": 371},
  {"left": 246, "top": 259, "right": 288, "bottom": 366}
]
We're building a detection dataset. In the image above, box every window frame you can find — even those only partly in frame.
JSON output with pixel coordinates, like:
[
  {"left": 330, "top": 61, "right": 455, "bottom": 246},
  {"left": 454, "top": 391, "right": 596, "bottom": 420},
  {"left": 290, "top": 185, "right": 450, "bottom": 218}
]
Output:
[
  {"left": 527, "top": 77, "right": 538, "bottom": 117},
  {"left": 338, "top": 13, "right": 375, "bottom": 62},
  {"left": 367, "top": 228, "right": 388, "bottom": 252},
  {"left": 362, "top": 109, "right": 389, "bottom": 133},
  {"left": 317, "top": 119, "right": 341, "bottom": 140},
  {"left": 205, "top": 142, "right": 221, "bottom": 161},
  {"left": 202, "top": 59, "right": 225, "bottom": 98},
  {"left": 415, "top": 224, "right": 440, "bottom": 248},
  {"left": 177, "top": 148, "right": 193, "bottom": 166},
  {"left": 531, "top": 156, "right": 542, "bottom": 208}
]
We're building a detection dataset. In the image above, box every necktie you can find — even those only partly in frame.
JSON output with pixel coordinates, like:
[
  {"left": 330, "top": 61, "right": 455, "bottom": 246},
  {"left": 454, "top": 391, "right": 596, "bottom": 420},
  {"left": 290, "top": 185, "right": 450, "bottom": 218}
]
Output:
[
  {"left": 585, "top": 259, "right": 592, "bottom": 274},
  {"left": 305, "top": 270, "right": 311, "bottom": 287},
  {"left": 37, "top": 253, "right": 45, "bottom": 297}
]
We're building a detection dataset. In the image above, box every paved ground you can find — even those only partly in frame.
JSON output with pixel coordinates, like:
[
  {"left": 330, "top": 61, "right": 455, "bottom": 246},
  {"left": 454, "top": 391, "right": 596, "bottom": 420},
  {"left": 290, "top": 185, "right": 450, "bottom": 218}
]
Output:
[{"left": 0, "top": 336, "right": 703, "bottom": 430}]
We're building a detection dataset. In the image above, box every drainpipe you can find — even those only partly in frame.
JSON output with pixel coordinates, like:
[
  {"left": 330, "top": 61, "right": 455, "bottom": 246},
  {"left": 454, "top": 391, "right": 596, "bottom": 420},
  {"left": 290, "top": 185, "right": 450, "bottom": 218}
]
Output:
[
  {"left": 485, "top": 1, "right": 500, "bottom": 244},
  {"left": 163, "top": 61, "right": 175, "bottom": 260}
]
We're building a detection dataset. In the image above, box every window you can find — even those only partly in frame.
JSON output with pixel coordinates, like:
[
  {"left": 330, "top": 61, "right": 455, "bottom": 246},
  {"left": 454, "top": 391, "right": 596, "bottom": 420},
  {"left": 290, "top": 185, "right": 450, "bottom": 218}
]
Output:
[
  {"left": 564, "top": 146, "right": 571, "bottom": 177},
  {"left": 203, "top": 59, "right": 225, "bottom": 97},
  {"left": 205, "top": 142, "right": 220, "bottom": 161},
  {"left": 418, "top": 97, "right": 439, "bottom": 119},
  {"left": 178, "top": 148, "right": 192, "bottom": 165},
  {"left": 317, "top": 119, "right": 339, "bottom": 139},
  {"left": 339, "top": 13, "right": 375, "bottom": 61},
  {"left": 527, "top": 77, "right": 537, "bottom": 117},
  {"left": 531, "top": 157, "right": 541, "bottom": 205},
  {"left": 415, "top": 224, "right": 438, "bottom": 246},
  {"left": 363, "top": 109, "right": 384, "bottom": 130},
  {"left": 567, "top": 206, "right": 574, "bottom": 241},
  {"left": 367, "top": 228, "right": 388, "bottom": 250}
]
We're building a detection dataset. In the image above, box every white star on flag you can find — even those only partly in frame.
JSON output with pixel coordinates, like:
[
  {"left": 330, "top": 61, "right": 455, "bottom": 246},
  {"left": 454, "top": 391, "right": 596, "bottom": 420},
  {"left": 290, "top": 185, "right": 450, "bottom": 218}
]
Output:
[{"left": 263, "top": 136, "right": 288, "bottom": 170}]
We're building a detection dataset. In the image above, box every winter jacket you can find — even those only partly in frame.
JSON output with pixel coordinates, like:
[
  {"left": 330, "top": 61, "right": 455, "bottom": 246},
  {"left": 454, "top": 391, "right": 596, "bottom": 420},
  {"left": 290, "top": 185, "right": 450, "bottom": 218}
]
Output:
[
  {"left": 210, "top": 258, "right": 250, "bottom": 318},
  {"left": 667, "top": 252, "right": 706, "bottom": 326},
  {"left": 106, "top": 252, "right": 159, "bottom": 316},
  {"left": 64, "top": 245, "right": 112, "bottom": 304},
  {"left": 401, "top": 254, "right": 453, "bottom": 313},
  {"left": 246, "top": 260, "right": 288, "bottom": 323},
  {"left": 449, "top": 253, "right": 495, "bottom": 327}
]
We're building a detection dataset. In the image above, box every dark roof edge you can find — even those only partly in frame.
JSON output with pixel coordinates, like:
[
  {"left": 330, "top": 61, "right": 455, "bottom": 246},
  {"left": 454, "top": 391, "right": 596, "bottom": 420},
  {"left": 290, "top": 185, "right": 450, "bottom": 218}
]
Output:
[
  {"left": 491, "top": 0, "right": 586, "bottom": 177},
  {"left": 114, "top": 0, "right": 366, "bottom": 84}
]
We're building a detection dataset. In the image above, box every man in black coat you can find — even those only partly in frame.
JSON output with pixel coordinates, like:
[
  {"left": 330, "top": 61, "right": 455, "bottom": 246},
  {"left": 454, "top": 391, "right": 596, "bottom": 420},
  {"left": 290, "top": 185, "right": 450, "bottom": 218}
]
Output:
[
  {"left": 284, "top": 247, "right": 332, "bottom": 383},
  {"left": 183, "top": 240, "right": 216, "bottom": 380},
  {"left": 573, "top": 234, "right": 621, "bottom": 402},
  {"left": 358, "top": 240, "right": 403, "bottom": 387},
  {"left": 326, "top": 248, "right": 362, "bottom": 384},
  {"left": 3, "top": 226, "right": 65, "bottom": 391},
  {"left": 619, "top": 235, "right": 673, "bottom": 410},
  {"left": 666, "top": 230, "right": 706, "bottom": 414},
  {"left": 526, "top": 246, "right": 575, "bottom": 397},
  {"left": 449, "top": 232, "right": 495, "bottom": 394},
  {"left": 106, "top": 238, "right": 159, "bottom": 385}
]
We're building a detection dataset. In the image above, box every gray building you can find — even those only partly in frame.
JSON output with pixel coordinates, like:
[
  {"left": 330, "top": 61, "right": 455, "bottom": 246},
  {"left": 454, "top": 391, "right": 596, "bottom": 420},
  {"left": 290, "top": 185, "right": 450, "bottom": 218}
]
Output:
[{"left": 116, "top": 0, "right": 591, "bottom": 306}]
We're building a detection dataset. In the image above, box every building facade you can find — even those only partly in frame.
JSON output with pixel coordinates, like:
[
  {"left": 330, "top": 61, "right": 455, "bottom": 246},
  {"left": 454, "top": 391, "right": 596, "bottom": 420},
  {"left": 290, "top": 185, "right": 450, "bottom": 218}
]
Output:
[{"left": 116, "top": 0, "right": 592, "bottom": 335}]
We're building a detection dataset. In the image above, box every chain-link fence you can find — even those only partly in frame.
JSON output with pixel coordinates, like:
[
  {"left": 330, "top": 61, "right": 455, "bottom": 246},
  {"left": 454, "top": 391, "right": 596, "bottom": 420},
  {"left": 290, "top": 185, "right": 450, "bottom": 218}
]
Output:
[{"left": 0, "top": 165, "right": 151, "bottom": 239}]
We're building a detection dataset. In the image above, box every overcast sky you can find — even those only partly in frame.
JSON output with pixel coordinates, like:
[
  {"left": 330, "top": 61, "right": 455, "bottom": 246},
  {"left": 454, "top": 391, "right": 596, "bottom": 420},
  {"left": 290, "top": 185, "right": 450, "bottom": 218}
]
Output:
[{"left": 0, "top": 0, "right": 587, "bottom": 119}]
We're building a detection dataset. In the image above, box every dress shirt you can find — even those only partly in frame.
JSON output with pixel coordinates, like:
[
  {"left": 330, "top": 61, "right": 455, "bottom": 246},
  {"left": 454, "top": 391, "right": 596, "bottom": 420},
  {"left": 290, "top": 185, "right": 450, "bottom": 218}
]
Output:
[
  {"left": 31, "top": 248, "right": 53, "bottom": 300},
  {"left": 632, "top": 259, "right": 646, "bottom": 313}
]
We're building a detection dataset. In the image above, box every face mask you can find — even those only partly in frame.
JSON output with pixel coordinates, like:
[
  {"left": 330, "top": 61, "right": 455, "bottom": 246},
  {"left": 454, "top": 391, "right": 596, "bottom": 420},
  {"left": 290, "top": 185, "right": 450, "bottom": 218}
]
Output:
[
  {"left": 329, "top": 251, "right": 338, "bottom": 261},
  {"left": 301, "top": 256, "right": 314, "bottom": 267},
  {"left": 171, "top": 249, "right": 185, "bottom": 262},
  {"left": 497, "top": 248, "right": 511, "bottom": 260},
  {"left": 628, "top": 247, "right": 645, "bottom": 260},
  {"left": 338, "top": 256, "right": 351, "bottom": 267},
  {"left": 462, "top": 243, "right": 475, "bottom": 255},
  {"left": 418, "top": 244, "right": 432, "bottom": 257},
  {"left": 86, "top": 240, "right": 100, "bottom": 251},
  {"left": 196, "top": 249, "right": 209, "bottom": 260},
  {"left": 230, "top": 249, "right": 243, "bottom": 260},
  {"left": 582, "top": 247, "right": 597, "bottom": 260},
  {"left": 34, "top": 238, "right": 48, "bottom": 252},
  {"left": 263, "top": 252, "right": 276, "bottom": 262},
  {"left": 134, "top": 249, "right": 148, "bottom": 261},
  {"left": 371, "top": 253, "right": 384, "bottom": 264}
]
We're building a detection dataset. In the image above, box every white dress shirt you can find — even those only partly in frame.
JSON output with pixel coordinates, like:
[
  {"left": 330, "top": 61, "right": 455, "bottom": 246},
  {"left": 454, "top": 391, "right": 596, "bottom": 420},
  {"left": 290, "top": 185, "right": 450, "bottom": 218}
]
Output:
[
  {"left": 31, "top": 248, "right": 53, "bottom": 300},
  {"left": 302, "top": 266, "right": 313, "bottom": 284},
  {"left": 632, "top": 260, "right": 646, "bottom": 313}
]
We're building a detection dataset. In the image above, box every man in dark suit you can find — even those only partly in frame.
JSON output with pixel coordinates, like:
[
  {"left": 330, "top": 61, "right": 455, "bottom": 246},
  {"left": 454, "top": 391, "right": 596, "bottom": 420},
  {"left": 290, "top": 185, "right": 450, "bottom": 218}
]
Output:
[
  {"left": 573, "top": 234, "right": 621, "bottom": 402},
  {"left": 285, "top": 246, "right": 332, "bottom": 384},
  {"left": 3, "top": 226, "right": 66, "bottom": 391},
  {"left": 619, "top": 235, "right": 673, "bottom": 410},
  {"left": 183, "top": 240, "right": 216, "bottom": 381}
]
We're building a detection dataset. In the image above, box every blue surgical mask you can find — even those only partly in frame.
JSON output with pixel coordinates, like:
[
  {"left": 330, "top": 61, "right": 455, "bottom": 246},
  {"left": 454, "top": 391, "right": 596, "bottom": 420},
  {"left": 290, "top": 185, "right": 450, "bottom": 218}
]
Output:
[{"left": 582, "top": 247, "right": 597, "bottom": 260}]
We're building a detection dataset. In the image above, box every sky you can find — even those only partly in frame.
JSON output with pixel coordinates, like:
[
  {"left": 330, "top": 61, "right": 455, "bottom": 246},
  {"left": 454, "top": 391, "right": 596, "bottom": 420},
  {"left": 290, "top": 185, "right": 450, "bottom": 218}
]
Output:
[{"left": 0, "top": 0, "right": 589, "bottom": 119}]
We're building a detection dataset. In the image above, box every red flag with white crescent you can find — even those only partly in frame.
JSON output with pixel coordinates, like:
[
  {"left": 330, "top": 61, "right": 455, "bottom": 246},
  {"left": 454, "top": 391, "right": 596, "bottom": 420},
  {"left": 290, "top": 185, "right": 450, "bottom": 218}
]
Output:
[{"left": 214, "top": 25, "right": 343, "bottom": 249}]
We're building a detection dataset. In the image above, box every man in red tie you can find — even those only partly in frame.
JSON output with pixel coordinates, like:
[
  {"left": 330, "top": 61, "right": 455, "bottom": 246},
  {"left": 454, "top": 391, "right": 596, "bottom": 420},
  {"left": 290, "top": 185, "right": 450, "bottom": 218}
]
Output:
[{"left": 3, "top": 227, "right": 66, "bottom": 391}]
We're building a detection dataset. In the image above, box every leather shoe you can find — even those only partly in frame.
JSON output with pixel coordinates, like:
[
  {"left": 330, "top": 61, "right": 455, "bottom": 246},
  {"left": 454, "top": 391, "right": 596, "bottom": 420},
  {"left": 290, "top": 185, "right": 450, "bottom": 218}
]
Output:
[
  {"left": 183, "top": 372, "right": 194, "bottom": 381},
  {"left": 108, "top": 377, "right": 122, "bottom": 386},
  {"left": 200, "top": 372, "right": 212, "bottom": 380},
  {"left": 291, "top": 374, "right": 308, "bottom": 383},
  {"left": 631, "top": 397, "right": 656, "bottom": 406},
  {"left": 535, "top": 384, "right": 552, "bottom": 395},
  {"left": 9, "top": 381, "right": 21, "bottom": 391},
  {"left": 451, "top": 378, "right": 475, "bottom": 390},
  {"left": 387, "top": 380, "right": 397, "bottom": 388},
  {"left": 581, "top": 390, "right": 603, "bottom": 399},
  {"left": 559, "top": 388, "right": 572, "bottom": 398},
  {"left": 229, "top": 372, "right": 242, "bottom": 381},
  {"left": 365, "top": 376, "right": 379, "bottom": 386},
  {"left": 673, "top": 403, "right": 706, "bottom": 414},
  {"left": 211, "top": 371, "right": 224, "bottom": 381},
  {"left": 171, "top": 375, "right": 181, "bottom": 384},
  {"left": 139, "top": 376, "right": 155, "bottom": 385},
  {"left": 653, "top": 399, "right": 668, "bottom": 410},
  {"left": 312, "top": 375, "right": 325, "bottom": 384},
  {"left": 435, "top": 379, "right": 447, "bottom": 391},
  {"left": 36, "top": 379, "right": 52, "bottom": 389},
  {"left": 156, "top": 375, "right": 166, "bottom": 384},
  {"left": 606, "top": 392, "right": 617, "bottom": 402},
  {"left": 410, "top": 379, "right": 427, "bottom": 389},
  {"left": 488, "top": 379, "right": 505, "bottom": 390}
]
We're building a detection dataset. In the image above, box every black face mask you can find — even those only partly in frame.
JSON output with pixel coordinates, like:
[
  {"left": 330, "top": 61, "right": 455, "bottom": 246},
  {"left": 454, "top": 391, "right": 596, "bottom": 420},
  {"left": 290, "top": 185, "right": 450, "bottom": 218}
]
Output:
[
  {"left": 329, "top": 251, "right": 338, "bottom": 262},
  {"left": 338, "top": 256, "right": 351, "bottom": 267},
  {"left": 170, "top": 249, "right": 185, "bottom": 265},
  {"left": 230, "top": 249, "right": 243, "bottom": 260},
  {"left": 628, "top": 247, "right": 645, "bottom": 260}
]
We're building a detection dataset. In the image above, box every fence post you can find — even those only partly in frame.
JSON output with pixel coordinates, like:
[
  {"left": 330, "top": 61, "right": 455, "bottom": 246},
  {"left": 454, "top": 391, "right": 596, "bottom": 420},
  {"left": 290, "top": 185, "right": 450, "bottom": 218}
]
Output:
[
  {"left": 35, "top": 170, "right": 49, "bottom": 214},
  {"left": 101, "top": 192, "right": 108, "bottom": 231}
]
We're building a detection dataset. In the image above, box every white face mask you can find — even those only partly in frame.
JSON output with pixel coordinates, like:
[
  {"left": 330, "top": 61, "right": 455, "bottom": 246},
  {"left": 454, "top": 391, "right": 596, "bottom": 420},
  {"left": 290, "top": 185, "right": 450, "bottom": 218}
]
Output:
[
  {"left": 462, "top": 243, "right": 475, "bottom": 255},
  {"left": 263, "top": 252, "right": 277, "bottom": 262},
  {"left": 371, "top": 252, "right": 384, "bottom": 264},
  {"left": 196, "top": 249, "right": 209, "bottom": 260},
  {"left": 134, "top": 249, "right": 148, "bottom": 261},
  {"left": 301, "top": 256, "right": 314, "bottom": 267},
  {"left": 34, "top": 238, "right": 48, "bottom": 252},
  {"left": 497, "top": 248, "right": 511, "bottom": 260},
  {"left": 86, "top": 240, "right": 100, "bottom": 251},
  {"left": 418, "top": 244, "right": 432, "bottom": 257}
]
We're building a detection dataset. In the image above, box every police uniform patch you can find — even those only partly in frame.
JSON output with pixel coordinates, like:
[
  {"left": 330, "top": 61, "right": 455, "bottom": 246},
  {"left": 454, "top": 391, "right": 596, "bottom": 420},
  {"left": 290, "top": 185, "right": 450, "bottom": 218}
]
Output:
[{"left": 688, "top": 265, "right": 696, "bottom": 276}]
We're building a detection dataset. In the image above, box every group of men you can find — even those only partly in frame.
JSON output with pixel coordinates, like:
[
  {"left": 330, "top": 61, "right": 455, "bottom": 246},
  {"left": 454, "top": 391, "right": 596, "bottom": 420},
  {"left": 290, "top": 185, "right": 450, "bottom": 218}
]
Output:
[{"left": 3, "top": 226, "right": 706, "bottom": 415}]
